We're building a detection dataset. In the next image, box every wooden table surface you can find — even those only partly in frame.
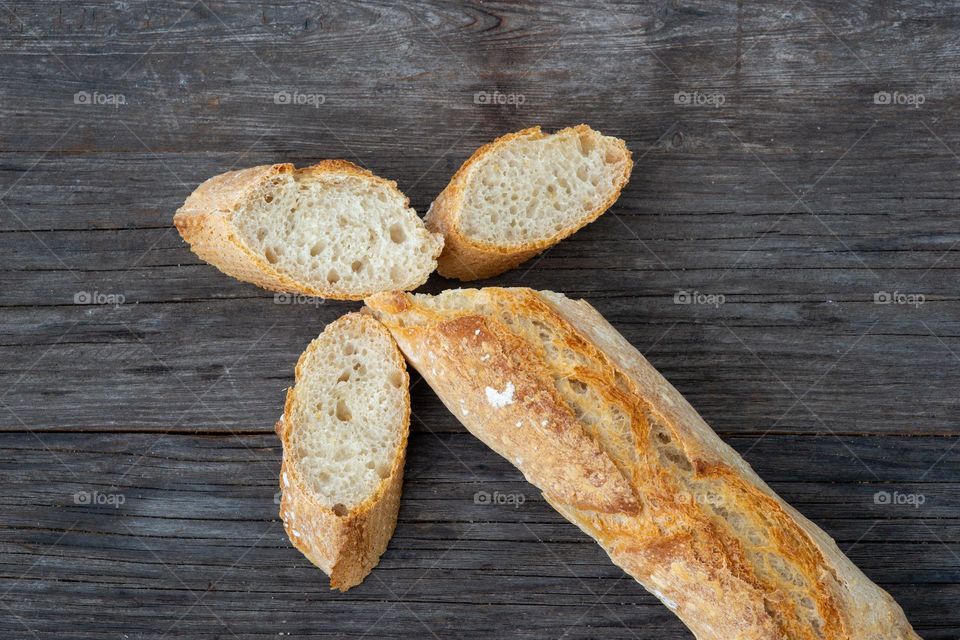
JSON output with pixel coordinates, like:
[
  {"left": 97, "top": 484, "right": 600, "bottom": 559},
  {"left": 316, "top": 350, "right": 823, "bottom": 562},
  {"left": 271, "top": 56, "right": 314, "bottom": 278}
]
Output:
[{"left": 2, "top": 1, "right": 958, "bottom": 638}]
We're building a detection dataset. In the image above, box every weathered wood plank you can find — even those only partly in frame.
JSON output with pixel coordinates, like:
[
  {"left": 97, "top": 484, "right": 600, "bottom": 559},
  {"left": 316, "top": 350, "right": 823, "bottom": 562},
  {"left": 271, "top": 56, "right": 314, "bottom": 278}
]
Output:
[
  {"left": 0, "top": 2, "right": 958, "bottom": 155},
  {"left": 0, "top": 432, "right": 957, "bottom": 638},
  {"left": 3, "top": 293, "right": 958, "bottom": 436}
]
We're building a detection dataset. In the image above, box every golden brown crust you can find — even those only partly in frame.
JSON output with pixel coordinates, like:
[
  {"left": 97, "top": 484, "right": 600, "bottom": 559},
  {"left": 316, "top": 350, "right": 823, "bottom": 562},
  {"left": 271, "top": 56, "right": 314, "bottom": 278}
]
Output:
[
  {"left": 425, "top": 125, "right": 633, "bottom": 281},
  {"left": 365, "top": 288, "right": 920, "bottom": 639},
  {"left": 277, "top": 312, "right": 410, "bottom": 591},
  {"left": 173, "top": 160, "right": 441, "bottom": 300},
  {"left": 373, "top": 300, "right": 638, "bottom": 513}
]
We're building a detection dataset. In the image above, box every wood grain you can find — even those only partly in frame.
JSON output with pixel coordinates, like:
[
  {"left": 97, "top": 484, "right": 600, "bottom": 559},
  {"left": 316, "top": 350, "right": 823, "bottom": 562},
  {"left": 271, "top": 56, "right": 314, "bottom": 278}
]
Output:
[{"left": 1, "top": 0, "right": 958, "bottom": 637}]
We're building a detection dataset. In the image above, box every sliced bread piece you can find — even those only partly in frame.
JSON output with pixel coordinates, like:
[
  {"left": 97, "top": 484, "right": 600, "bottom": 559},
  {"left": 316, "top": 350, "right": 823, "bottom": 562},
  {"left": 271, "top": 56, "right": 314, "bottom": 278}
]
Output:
[
  {"left": 425, "top": 125, "right": 632, "bottom": 280},
  {"left": 174, "top": 160, "right": 443, "bottom": 300},
  {"left": 276, "top": 312, "right": 409, "bottom": 590}
]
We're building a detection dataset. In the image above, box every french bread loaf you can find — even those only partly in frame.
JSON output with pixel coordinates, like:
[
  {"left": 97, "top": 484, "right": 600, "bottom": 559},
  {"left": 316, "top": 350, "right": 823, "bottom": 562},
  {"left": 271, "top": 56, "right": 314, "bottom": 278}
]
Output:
[
  {"left": 276, "top": 312, "right": 409, "bottom": 590},
  {"left": 174, "top": 161, "right": 443, "bottom": 299},
  {"left": 425, "top": 125, "right": 632, "bottom": 280},
  {"left": 365, "top": 288, "right": 920, "bottom": 639}
]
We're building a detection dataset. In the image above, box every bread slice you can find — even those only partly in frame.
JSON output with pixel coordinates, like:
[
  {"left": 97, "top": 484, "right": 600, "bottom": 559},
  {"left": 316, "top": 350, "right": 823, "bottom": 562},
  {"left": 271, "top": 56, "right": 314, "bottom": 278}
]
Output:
[
  {"left": 425, "top": 125, "right": 632, "bottom": 280},
  {"left": 366, "top": 288, "right": 920, "bottom": 639},
  {"left": 276, "top": 312, "right": 409, "bottom": 591},
  {"left": 174, "top": 160, "right": 443, "bottom": 300}
]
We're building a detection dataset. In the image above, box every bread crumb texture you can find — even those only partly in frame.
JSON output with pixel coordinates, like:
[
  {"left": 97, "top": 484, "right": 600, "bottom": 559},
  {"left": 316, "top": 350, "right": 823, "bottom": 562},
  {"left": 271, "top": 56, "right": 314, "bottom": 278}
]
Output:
[
  {"left": 426, "top": 125, "right": 632, "bottom": 280},
  {"left": 286, "top": 314, "right": 406, "bottom": 507},
  {"left": 277, "top": 312, "right": 409, "bottom": 590},
  {"left": 458, "top": 126, "right": 630, "bottom": 245},
  {"left": 174, "top": 161, "right": 442, "bottom": 299}
]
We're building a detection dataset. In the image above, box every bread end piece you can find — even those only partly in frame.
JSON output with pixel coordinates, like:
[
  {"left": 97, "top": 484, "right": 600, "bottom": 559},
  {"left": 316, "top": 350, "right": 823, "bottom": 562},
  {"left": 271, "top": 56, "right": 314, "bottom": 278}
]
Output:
[
  {"left": 174, "top": 161, "right": 443, "bottom": 300},
  {"left": 277, "top": 312, "right": 409, "bottom": 591},
  {"left": 425, "top": 125, "right": 632, "bottom": 281},
  {"left": 175, "top": 163, "right": 304, "bottom": 293}
]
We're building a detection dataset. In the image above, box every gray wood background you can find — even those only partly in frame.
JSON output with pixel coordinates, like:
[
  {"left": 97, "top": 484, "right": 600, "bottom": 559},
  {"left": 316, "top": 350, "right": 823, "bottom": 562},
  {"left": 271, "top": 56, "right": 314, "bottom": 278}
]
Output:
[{"left": 1, "top": 1, "right": 958, "bottom": 638}]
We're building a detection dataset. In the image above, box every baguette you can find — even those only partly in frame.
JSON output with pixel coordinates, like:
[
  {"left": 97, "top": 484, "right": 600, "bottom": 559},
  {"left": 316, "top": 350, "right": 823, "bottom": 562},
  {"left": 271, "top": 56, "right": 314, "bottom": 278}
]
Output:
[
  {"left": 174, "top": 161, "right": 443, "bottom": 300},
  {"left": 276, "top": 312, "right": 409, "bottom": 590},
  {"left": 365, "top": 288, "right": 920, "bottom": 639},
  {"left": 425, "top": 125, "right": 632, "bottom": 280}
]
